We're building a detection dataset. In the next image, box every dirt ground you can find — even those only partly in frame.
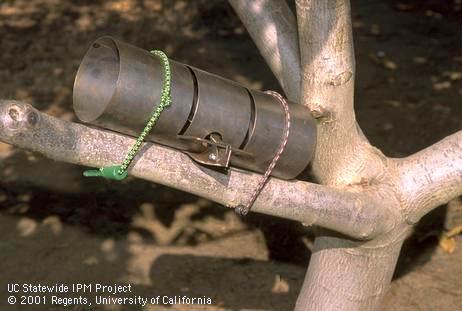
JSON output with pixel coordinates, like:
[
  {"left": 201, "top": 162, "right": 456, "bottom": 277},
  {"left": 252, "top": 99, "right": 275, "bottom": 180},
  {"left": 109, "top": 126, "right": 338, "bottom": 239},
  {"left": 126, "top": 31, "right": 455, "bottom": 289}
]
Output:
[{"left": 0, "top": 0, "right": 461, "bottom": 310}]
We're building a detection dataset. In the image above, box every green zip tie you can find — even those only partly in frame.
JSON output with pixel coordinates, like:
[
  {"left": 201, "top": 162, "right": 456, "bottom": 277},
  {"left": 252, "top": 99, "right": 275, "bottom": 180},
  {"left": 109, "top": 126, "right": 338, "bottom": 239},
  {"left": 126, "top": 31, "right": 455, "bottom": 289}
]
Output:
[{"left": 83, "top": 50, "right": 172, "bottom": 181}]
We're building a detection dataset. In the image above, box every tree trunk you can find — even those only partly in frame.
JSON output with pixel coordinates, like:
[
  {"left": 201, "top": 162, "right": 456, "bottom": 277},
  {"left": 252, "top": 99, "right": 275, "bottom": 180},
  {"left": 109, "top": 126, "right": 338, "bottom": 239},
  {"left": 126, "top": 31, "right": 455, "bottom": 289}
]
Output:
[
  {"left": 293, "top": 1, "right": 409, "bottom": 309},
  {"left": 296, "top": 231, "right": 409, "bottom": 310}
]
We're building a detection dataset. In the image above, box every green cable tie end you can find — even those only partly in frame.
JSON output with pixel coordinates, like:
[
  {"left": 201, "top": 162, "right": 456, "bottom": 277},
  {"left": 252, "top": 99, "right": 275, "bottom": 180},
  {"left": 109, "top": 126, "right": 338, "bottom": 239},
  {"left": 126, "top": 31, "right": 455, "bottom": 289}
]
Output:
[{"left": 83, "top": 166, "right": 128, "bottom": 181}]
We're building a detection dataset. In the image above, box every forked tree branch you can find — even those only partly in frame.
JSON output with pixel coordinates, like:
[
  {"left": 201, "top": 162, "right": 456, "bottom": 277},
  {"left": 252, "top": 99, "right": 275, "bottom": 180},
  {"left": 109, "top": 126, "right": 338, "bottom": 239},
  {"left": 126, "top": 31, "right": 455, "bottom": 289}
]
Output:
[
  {"left": 396, "top": 130, "right": 462, "bottom": 223},
  {"left": 228, "top": 0, "right": 301, "bottom": 102},
  {"left": 0, "top": 100, "right": 396, "bottom": 239}
]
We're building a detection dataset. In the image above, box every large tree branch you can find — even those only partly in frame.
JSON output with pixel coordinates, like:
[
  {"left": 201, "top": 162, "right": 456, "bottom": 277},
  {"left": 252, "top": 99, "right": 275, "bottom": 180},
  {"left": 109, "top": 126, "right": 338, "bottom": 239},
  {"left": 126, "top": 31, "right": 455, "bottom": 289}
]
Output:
[
  {"left": 396, "top": 130, "right": 462, "bottom": 223},
  {"left": 0, "top": 100, "right": 396, "bottom": 240},
  {"left": 228, "top": 0, "right": 301, "bottom": 102}
]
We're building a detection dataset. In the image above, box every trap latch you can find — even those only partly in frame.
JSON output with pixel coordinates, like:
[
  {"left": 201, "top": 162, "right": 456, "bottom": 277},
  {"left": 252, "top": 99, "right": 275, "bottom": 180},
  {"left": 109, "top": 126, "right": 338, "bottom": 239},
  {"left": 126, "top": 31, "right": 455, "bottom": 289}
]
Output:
[{"left": 178, "top": 133, "right": 251, "bottom": 168}]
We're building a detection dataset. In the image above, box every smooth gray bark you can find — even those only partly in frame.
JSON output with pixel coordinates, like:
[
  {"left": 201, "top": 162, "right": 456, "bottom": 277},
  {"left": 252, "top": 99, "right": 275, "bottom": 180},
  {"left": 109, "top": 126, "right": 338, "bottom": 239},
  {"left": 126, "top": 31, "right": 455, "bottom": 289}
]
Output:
[
  {"left": 228, "top": 0, "right": 301, "bottom": 102},
  {"left": 296, "top": 231, "right": 409, "bottom": 310},
  {"left": 0, "top": 100, "right": 395, "bottom": 240},
  {"left": 396, "top": 131, "right": 462, "bottom": 223}
]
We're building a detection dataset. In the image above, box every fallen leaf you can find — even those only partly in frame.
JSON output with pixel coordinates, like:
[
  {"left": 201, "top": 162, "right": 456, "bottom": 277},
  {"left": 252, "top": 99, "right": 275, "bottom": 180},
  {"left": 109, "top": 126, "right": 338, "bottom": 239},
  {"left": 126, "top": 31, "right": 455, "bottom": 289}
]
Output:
[
  {"left": 384, "top": 59, "right": 398, "bottom": 70},
  {"left": 446, "top": 224, "right": 462, "bottom": 238},
  {"left": 433, "top": 81, "right": 452, "bottom": 91},
  {"left": 439, "top": 235, "right": 456, "bottom": 254},
  {"left": 449, "top": 72, "right": 462, "bottom": 81},
  {"left": 272, "top": 275, "right": 290, "bottom": 293},
  {"left": 368, "top": 54, "right": 398, "bottom": 71},
  {"left": 439, "top": 224, "right": 462, "bottom": 254}
]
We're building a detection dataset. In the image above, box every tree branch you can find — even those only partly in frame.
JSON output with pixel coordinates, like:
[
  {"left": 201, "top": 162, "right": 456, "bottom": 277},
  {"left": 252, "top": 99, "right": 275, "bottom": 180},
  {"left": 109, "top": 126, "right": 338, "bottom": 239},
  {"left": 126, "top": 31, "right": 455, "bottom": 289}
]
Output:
[
  {"left": 396, "top": 130, "right": 462, "bottom": 223},
  {"left": 228, "top": 0, "right": 301, "bottom": 102},
  {"left": 0, "top": 100, "right": 395, "bottom": 240},
  {"left": 295, "top": 0, "right": 387, "bottom": 187}
]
